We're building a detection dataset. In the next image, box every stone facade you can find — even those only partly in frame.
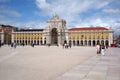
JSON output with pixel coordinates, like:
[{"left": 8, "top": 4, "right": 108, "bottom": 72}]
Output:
[{"left": 0, "top": 14, "right": 114, "bottom": 46}]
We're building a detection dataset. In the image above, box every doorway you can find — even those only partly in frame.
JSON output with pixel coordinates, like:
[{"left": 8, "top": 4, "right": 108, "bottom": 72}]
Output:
[{"left": 51, "top": 28, "right": 58, "bottom": 44}]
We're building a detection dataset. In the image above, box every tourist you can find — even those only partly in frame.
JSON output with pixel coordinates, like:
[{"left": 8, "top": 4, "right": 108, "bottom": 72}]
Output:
[
  {"left": 14, "top": 43, "right": 16, "bottom": 48},
  {"left": 101, "top": 43, "right": 105, "bottom": 56},
  {"left": 11, "top": 42, "right": 14, "bottom": 47},
  {"left": 32, "top": 43, "right": 34, "bottom": 47},
  {"left": 96, "top": 43, "right": 100, "bottom": 54}
]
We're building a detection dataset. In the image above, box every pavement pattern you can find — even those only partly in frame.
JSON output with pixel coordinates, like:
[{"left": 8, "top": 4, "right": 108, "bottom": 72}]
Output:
[{"left": 55, "top": 48, "right": 120, "bottom": 80}]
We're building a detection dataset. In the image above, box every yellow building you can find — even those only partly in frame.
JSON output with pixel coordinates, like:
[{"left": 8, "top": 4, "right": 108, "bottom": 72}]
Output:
[
  {"left": 10, "top": 14, "right": 114, "bottom": 47},
  {"left": 12, "top": 29, "right": 45, "bottom": 45},
  {"left": 68, "top": 27, "right": 113, "bottom": 46}
]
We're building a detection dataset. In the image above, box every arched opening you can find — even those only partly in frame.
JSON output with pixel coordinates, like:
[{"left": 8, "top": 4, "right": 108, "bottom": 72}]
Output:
[
  {"left": 40, "top": 40, "right": 42, "bottom": 45},
  {"left": 25, "top": 40, "right": 27, "bottom": 45},
  {"left": 93, "top": 40, "right": 96, "bottom": 46},
  {"left": 73, "top": 40, "right": 75, "bottom": 46},
  {"left": 37, "top": 40, "right": 39, "bottom": 45},
  {"left": 105, "top": 40, "right": 109, "bottom": 48},
  {"left": 77, "top": 40, "right": 79, "bottom": 46},
  {"left": 51, "top": 28, "right": 58, "bottom": 45},
  {"left": 85, "top": 40, "right": 87, "bottom": 46},
  {"left": 22, "top": 40, "right": 24, "bottom": 46},
  {"left": 17, "top": 40, "right": 19, "bottom": 45},
  {"left": 97, "top": 40, "right": 100, "bottom": 44},
  {"left": 14, "top": 40, "right": 16, "bottom": 43},
  {"left": 20, "top": 40, "right": 21, "bottom": 45},
  {"left": 69, "top": 40, "right": 71, "bottom": 44},
  {"left": 101, "top": 40, "right": 104, "bottom": 44},
  {"left": 88, "top": 40, "right": 91, "bottom": 46},
  {"left": 81, "top": 40, "right": 83, "bottom": 46},
  {"left": 28, "top": 40, "right": 30, "bottom": 45}
]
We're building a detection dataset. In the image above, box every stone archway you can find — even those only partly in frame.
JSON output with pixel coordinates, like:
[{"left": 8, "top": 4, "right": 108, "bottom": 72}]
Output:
[
  {"left": 97, "top": 40, "right": 100, "bottom": 44},
  {"left": 51, "top": 28, "right": 58, "bottom": 44},
  {"left": 88, "top": 40, "right": 91, "bottom": 46},
  {"left": 105, "top": 40, "right": 109, "bottom": 48},
  {"left": 85, "top": 40, "right": 87, "bottom": 46},
  {"left": 77, "top": 40, "right": 79, "bottom": 46},
  {"left": 93, "top": 40, "right": 96, "bottom": 46},
  {"left": 81, "top": 40, "right": 83, "bottom": 46}
]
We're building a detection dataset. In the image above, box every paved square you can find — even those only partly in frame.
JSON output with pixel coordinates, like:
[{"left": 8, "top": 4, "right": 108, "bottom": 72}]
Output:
[
  {"left": 0, "top": 46, "right": 120, "bottom": 80},
  {"left": 0, "top": 46, "right": 96, "bottom": 80}
]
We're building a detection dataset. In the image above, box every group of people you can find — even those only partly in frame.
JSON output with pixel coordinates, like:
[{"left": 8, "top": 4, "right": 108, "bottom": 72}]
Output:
[
  {"left": 96, "top": 42, "right": 107, "bottom": 56},
  {"left": 63, "top": 42, "right": 72, "bottom": 49}
]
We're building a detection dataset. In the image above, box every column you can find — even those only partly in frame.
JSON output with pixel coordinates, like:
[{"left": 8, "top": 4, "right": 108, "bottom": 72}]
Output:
[
  {"left": 65, "top": 32, "right": 68, "bottom": 43},
  {"left": 87, "top": 39, "right": 89, "bottom": 46},
  {"left": 83, "top": 40, "right": 85, "bottom": 46},
  {"left": 109, "top": 32, "right": 113, "bottom": 46},
  {"left": 79, "top": 39, "right": 80, "bottom": 46},
  {"left": 11, "top": 32, "right": 14, "bottom": 43},
  {"left": 43, "top": 35, "right": 44, "bottom": 44},
  {"left": 75, "top": 39, "right": 77, "bottom": 46},
  {"left": 11, "top": 29, "right": 15, "bottom": 43},
  {"left": 91, "top": 40, "right": 93, "bottom": 46},
  {"left": 47, "top": 32, "right": 51, "bottom": 45}
]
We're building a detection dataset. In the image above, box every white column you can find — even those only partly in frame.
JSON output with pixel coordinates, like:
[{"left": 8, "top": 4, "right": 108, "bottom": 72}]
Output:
[
  {"left": 109, "top": 32, "right": 113, "bottom": 46},
  {"left": 83, "top": 40, "right": 85, "bottom": 46},
  {"left": 65, "top": 32, "right": 68, "bottom": 43},
  {"left": 91, "top": 40, "right": 93, "bottom": 46},
  {"left": 87, "top": 40, "right": 88, "bottom": 46},
  {"left": 11, "top": 29, "right": 14, "bottom": 43},
  {"left": 12, "top": 33, "right": 14, "bottom": 43},
  {"left": 47, "top": 32, "right": 51, "bottom": 45},
  {"left": 43, "top": 35, "right": 44, "bottom": 44},
  {"left": 75, "top": 39, "right": 77, "bottom": 46}
]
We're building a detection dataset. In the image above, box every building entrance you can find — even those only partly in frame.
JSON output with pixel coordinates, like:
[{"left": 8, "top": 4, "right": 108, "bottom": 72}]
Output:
[{"left": 51, "top": 28, "right": 58, "bottom": 44}]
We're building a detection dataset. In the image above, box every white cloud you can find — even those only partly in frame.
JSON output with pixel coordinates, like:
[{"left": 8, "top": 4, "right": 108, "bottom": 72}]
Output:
[
  {"left": 35, "top": 0, "right": 113, "bottom": 26},
  {"left": 12, "top": 20, "right": 46, "bottom": 29},
  {"left": 103, "top": 8, "right": 120, "bottom": 14},
  {"left": 34, "top": 0, "right": 120, "bottom": 36}
]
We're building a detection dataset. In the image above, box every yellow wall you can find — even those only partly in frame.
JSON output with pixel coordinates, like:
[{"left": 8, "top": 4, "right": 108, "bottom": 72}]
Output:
[
  {"left": 68, "top": 32, "right": 109, "bottom": 40},
  {"left": 14, "top": 33, "right": 44, "bottom": 40}
]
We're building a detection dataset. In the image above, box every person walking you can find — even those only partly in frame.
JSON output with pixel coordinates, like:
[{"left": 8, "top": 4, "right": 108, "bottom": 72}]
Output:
[
  {"left": 96, "top": 43, "right": 100, "bottom": 54},
  {"left": 14, "top": 43, "right": 16, "bottom": 48},
  {"left": 101, "top": 43, "right": 105, "bottom": 56}
]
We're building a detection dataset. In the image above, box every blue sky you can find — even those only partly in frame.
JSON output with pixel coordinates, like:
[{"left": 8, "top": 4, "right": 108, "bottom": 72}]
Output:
[{"left": 0, "top": 0, "right": 120, "bottom": 35}]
